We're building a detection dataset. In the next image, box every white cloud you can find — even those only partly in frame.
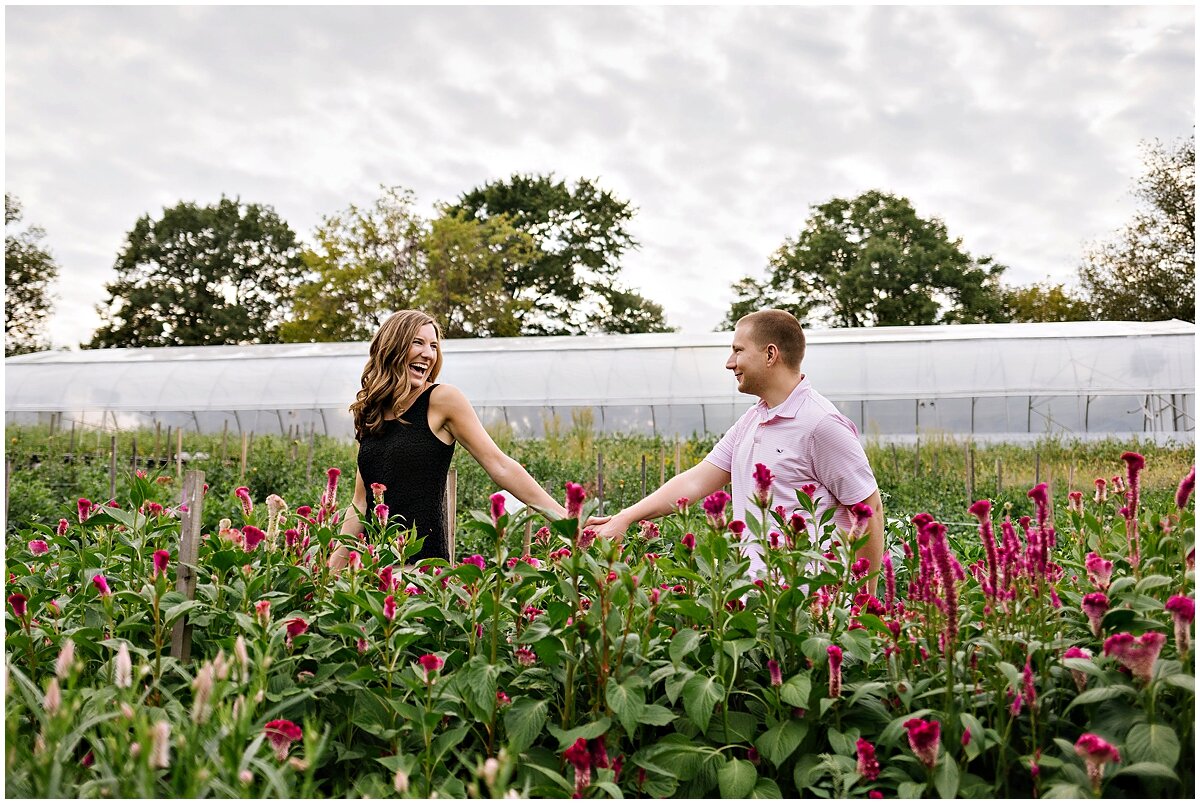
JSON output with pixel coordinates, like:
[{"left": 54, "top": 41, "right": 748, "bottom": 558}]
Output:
[{"left": 4, "top": 5, "right": 1193, "bottom": 348}]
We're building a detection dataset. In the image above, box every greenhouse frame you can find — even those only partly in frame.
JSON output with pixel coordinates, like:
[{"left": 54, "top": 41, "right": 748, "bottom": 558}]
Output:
[{"left": 5, "top": 320, "right": 1195, "bottom": 442}]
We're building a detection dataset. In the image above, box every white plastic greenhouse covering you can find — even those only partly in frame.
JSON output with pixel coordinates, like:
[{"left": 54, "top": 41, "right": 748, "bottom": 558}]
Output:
[{"left": 4, "top": 320, "right": 1195, "bottom": 442}]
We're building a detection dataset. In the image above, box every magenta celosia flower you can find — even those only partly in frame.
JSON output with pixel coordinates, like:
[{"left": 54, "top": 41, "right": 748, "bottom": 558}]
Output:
[
  {"left": 728, "top": 520, "right": 746, "bottom": 540},
  {"left": 1103, "top": 631, "right": 1166, "bottom": 683},
  {"left": 565, "top": 482, "right": 587, "bottom": 520},
  {"left": 370, "top": 481, "right": 386, "bottom": 498},
  {"left": 1177, "top": 466, "right": 1195, "bottom": 509},
  {"left": 882, "top": 554, "right": 897, "bottom": 613},
  {"left": 496, "top": 690, "right": 511, "bottom": 707},
  {"left": 77, "top": 498, "right": 93, "bottom": 523},
  {"left": 255, "top": 600, "right": 271, "bottom": 627},
  {"left": 751, "top": 463, "right": 774, "bottom": 508},
  {"left": 903, "top": 718, "right": 941, "bottom": 769},
  {"left": 1064, "top": 646, "right": 1091, "bottom": 692},
  {"left": 457, "top": 554, "right": 484, "bottom": 571},
  {"left": 927, "top": 521, "right": 959, "bottom": 646},
  {"left": 1165, "top": 595, "right": 1194, "bottom": 657},
  {"left": 856, "top": 737, "right": 881, "bottom": 781},
  {"left": 382, "top": 594, "right": 397, "bottom": 622},
  {"left": 92, "top": 574, "right": 112, "bottom": 598},
  {"left": 378, "top": 565, "right": 399, "bottom": 592},
  {"left": 417, "top": 653, "right": 444, "bottom": 680},
  {"left": 373, "top": 503, "right": 389, "bottom": 523},
  {"left": 850, "top": 557, "right": 870, "bottom": 579},
  {"left": 702, "top": 490, "right": 731, "bottom": 529},
  {"left": 1027, "top": 483, "right": 1050, "bottom": 531},
  {"left": 1023, "top": 658, "right": 1037, "bottom": 712},
  {"left": 56, "top": 518, "right": 69, "bottom": 537},
  {"left": 1093, "top": 477, "right": 1107, "bottom": 504},
  {"left": 1074, "top": 733, "right": 1120, "bottom": 794},
  {"left": 1067, "top": 491, "right": 1084, "bottom": 515},
  {"left": 152, "top": 549, "right": 170, "bottom": 579},
  {"left": 323, "top": 467, "right": 342, "bottom": 508},
  {"left": 515, "top": 647, "right": 537, "bottom": 666},
  {"left": 346, "top": 550, "right": 362, "bottom": 571},
  {"left": 800, "top": 483, "right": 818, "bottom": 499},
  {"left": 1084, "top": 552, "right": 1113, "bottom": 592},
  {"left": 681, "top": 532, "right": 696, "bottom": 551},
  {"left": 264, "top": 719, "right": 303, "bottom": 761},
  {"left": 8, "top": 593, "right": 28, "bottom": 619},
  {"left": 768, "top": 659, "right": 782, "bottom": 687},
  {"left": 241, "top": 525, "right": 265, "bottom": 552},
  {"left": 1082, "top": 592, "right": 1109, "bottom": 637},
  {"left": 285, "top": 617, "right": 308, "bottom": 646},
  {"left": 489, "top": 492, "right": 506, "bottom": 527},
  {"left": 674, "top": 496, "right": 690, "bottom": 514},
  {"left": 968, "top": 500, "right": 999, "bottom": 602},
  {"left": 234, "top": 486, "right": 253, "bottom": 517},
  {"left": 565, "top": 737, "right": 592, "bottom": 797},
  {"left": 827, "top": 644, "right": 843, "bottom": 698},
  {"left": 28, "top": 539, "right": 49, "bottom": 555},
  {"left": 578, "top": 527, "right": 598, "bottom": 550},
  {"left": 850, "top": 503, "right": 874, "bottom": 531}
]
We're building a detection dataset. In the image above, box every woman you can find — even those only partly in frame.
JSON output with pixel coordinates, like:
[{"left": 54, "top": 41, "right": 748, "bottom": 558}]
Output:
[{"left": 330, "top": 310, "right": 567, "bottom": 568}]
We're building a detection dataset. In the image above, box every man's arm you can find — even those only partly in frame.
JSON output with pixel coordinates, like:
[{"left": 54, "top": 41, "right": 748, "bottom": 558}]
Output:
[
  {"left": 592, "top": 461, "right": 732, "bottom": 541},
  {"left": 855, "top": 488, "right": 885, "bottom": 595}
]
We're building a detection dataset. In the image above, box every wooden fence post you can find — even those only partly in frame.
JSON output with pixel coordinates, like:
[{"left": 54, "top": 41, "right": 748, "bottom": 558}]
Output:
[
  {"left": 658, "top": 446, "right": 666, "bottom": 486},
  {"left": 674, "top": 442, "right": 682, "bottom": 477},
  {"left": 4, "top": 460, "right": 10, "bottom": 526},
  {"left": 523, "top": 521, "right": 533, "bottom": 557},
  {"left": 170, "top": 470, "right": 205, "bottom": 663},
  {"left": 996, "top": 458, "right": 1003, "bottom": 496},
  {"left": 220, "top": 420, "right": 229, "bottom": 463},
  {"left": 445, "top": 468, "right": 458, "bottom": 564},
  {"left": 109, "top": 435, "right": 117, "bottom": 501},
  {"left": 176, "top": 428, "right": 183, "bottom": 478}
]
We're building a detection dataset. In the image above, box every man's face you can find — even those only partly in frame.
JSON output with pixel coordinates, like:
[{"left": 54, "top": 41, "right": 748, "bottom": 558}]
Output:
[{"left": 727, "top": 322, "right": 769, "bottom": 395}]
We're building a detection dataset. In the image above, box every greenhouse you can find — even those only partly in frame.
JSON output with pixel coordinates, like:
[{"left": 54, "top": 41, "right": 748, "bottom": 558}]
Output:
[{"left": 4, "top": 320, "right": 1194, "bottom": 442}]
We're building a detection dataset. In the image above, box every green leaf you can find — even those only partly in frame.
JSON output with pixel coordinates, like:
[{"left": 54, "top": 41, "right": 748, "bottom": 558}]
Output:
[
  {"left": 682, "top": 674, "right": 724, "bottom": 733},
  {"left": 755, "top": 720, "right": 807, "bottom": 766},
  {"left": 1111, "top": 761, "right": 1179, "bottom": 782},
  {"left": 503, "top": 697, "right": 548, "bottom": 754},
  {"left": 934, "top": 753, "right": 959, "bottom": 798},
  {"left": 639, "top": 705, "right": 676, "bottom": 727},
  {"left": 547, "top": 717, "right": 612, "bottom": 750},
  {"left": 1065, "top": 685, "right": 1137, "bottom": 710},
  {"left": 432, "top": 725, "right": 471, "bottom": 762},
  {"left": 717, "top": 758, "right": 757, "bottom": 798},
  {"left": 606, "top": 677, "right": 645, "bottom": 737},
  {"left": 1163, "top": 673, "right": 1194, "bottom": 692},
  {"left": 750, "top": 777, "right": 783, "bottom": 798},
  {"left": 898, "top": 781, "right": 926, "bottom": 799},
  {"left": 1134, "top": 574, "right": 1172, "bottom": 593},
  {"left": 1124, "top": 723, "right": 1180, "bottom": 767},
  {"left": 669, "top": 628, "right": 703, "bottom": 665},
  {"left": 780, "top": 672, "right": 812, "bottom": 708},
  {"left": 162, "top": 598, "right": 201, "bottom": 625},
  {"left": 1043, "top": 782, "right": 1088, "bottom": 798}
]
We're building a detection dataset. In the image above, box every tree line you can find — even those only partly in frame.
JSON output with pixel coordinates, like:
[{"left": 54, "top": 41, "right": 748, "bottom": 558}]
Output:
[{"left": 4, "top": 136, "right": 1194, "bottom": 355}]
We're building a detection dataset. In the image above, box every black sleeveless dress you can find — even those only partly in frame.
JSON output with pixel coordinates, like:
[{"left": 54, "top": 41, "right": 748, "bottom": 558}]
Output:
[{"left": 357, "top": 384, "right": 456, "bottom": 561}]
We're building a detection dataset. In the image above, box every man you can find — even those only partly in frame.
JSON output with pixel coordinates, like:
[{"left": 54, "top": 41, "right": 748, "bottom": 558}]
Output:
[{"left": 593, "top": 309, "right": 883, "bottom": 579}]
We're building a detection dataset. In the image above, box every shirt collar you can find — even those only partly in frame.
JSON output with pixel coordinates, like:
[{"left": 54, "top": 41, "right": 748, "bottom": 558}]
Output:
[{"left": 755, "top": 375, "right": 810, "bottom": 422}]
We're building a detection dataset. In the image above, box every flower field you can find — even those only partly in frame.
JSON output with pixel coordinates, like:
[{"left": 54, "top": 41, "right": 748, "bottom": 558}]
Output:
[{"left": 4, "top": 452, "right": 1195, "bottom": 798}]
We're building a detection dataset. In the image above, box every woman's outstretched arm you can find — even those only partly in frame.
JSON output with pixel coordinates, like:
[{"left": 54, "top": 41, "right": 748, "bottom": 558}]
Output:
[
  {"left": 329, "top": 469, "right": 367, "bottom": 570},
  {"left": 435, "top": 385, "right": 569, "bottom": 520}
]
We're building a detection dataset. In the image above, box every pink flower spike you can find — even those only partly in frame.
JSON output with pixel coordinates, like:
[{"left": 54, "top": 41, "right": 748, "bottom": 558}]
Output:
[
  {"left": 752, "top": 463, "right": 774, "bottom": 507},
  {"left": 515, "top": 647, "right": 537, "bottom": 666},
  {"left": 565, "top": 482, "right": 587, "bottom": 520},
  {"left": 242, "top": 525, "right": 266, "bottom": 552},
  {"left": 28, "top": 539, "right": 49, "bottom": 555},
  {"left": 374, "top": 503, "right": 389, "bottom": 523},
  {"left": 152, "top": 549, "right": 170, "bottom": 579},
  {"left": 1064, "top": 646, "right": 1091, "bottom": 692},
  {"left": 77, "top": 498, "right": 93, "bottom": 523},
  {"left": 8, "top": 593, "right": 28, "bottom": 618},
  {"left": 1075, "top": 733, "right": 1120, "bottom": 793},
  {"left": 1093, "top": 477, "right": 1108, "bottom": 504},
  {"left": 92, "top": 574, "right": 112, "bottom": 597},
  {"left": 680, "top": 532, "right": 696, "bottom": 551},
  {"left": 702, "top": 490, "right": 731, "bottom": 529},
  {"left": 1084, "top": 552, "right": 1113, "bottom": 592},
  {"left": 850, "top": 502, "right": 874, "bottom": 528},
  {"left": 674, "top": 496, "right": 690, "bottom": 514},
  {"left": 255, "top": 600, "right": 271, "bottom": 627},
  {"left": 1166, "top": 595, "right": 1194, "bottom": 656},
  {"left": 827, "top": 644, "right": 843, "bottom": 698},
  {"left": 56, "top": 518, "right": 69, "bottom": 537},
  {"left": 767, "top": 659, "right": 782, "bottom": 687},
  {"left": 370, "top": 482, "right": 387, "bottom": 499},
  {"left": 1081, "top": 592, "right": 1109, "bottom": 637},
  {"left": 855, "top": 738, "right": 881, "bottom": 781},
  {"left": 490, "top": 492, "right": 506, "bottom": 527},
  {"left": 263, "top": 719, "right": 303, "bottom": 761},
  {"left": 1177, "top": 466, "right": 1195, "bottom": 509},
  {"left": 903, "top": 718, "right": 941, "bottom": 769},
  {"left": 285, "top": 617, "right": 308, "bottom": 646},
  {"left": 382, "top": 594, "right": 397, "bottom": 621},
  {"left": 234, "top": 486, "right": 253, "bottom": 517},
  {"left": 1103, "top": 631, "right": 1166, "bottom": 683},
  {"left": 417, "top": 653, "right": 444, "bottom": 681}
]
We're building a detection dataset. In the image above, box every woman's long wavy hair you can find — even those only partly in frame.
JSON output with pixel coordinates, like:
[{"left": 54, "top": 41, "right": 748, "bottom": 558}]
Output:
[{"left": 350, "top": 310, "right": 444, "bottom": 439}]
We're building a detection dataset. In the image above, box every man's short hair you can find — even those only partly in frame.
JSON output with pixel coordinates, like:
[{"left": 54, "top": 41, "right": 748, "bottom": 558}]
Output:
[{"left": 737, "top": 309, "right": 806, "bottom": 369}]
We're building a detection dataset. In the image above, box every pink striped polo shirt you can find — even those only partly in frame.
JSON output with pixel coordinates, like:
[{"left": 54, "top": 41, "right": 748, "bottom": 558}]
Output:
[{"left": 704, "top": 376, "right": 877, "bottom": 575}]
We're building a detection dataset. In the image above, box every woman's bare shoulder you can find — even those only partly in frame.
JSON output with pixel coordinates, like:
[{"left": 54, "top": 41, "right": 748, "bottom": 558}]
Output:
[{"left": 430, "top": 383, "right": 471, "bottom": 408}]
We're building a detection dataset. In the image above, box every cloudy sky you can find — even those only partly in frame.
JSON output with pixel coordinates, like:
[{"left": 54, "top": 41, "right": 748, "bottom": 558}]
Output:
[{"left": 5, "top": 5, "right": 1194, "bottom": 349}]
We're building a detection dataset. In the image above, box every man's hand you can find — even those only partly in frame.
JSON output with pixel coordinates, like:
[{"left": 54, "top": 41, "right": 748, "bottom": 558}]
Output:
[{"left": 589, "top": 514, "right": 630, "bottom": 543}]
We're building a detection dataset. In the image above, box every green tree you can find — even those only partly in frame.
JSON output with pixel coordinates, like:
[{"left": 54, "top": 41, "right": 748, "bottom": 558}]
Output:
[
  {"left": 416, "top": 209, "right": 536, "bottom": 338},
  {"left": 1003, "top": 282, "right": 1093, "bottom": 323},
  {"left": 1079, "top": 136, "right": 1195, "bottom": 322},
  {"left": 714, "top": 276, "right": 800, "bottom": 331},
  {"left": 89, "top": 198, "right": 304, "bottom": 348},
  {"left": 754, "top": 190, "right": 1008, "bottom": 328},
  {"left": 279, "top": 186, "right": 425, "bottom": 343},
  {"left": 448, "top": 173, "right": 674, "bottom": 334},
  {"left": 4, "top": 194, "right": 59, "bottom": 355}
]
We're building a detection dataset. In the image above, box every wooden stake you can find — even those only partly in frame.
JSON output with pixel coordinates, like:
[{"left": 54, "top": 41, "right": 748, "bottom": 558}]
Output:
[
  {"left": 523, "top": 520, "right": 533, "bottom": 557},
  {"left": 445, "top": 468, "right": 458, "bottom": 564},
  {"left": 240, "top": 433, "right": 249, "bottom": 479},
  {"left": 674, "top": 442, "right": 682, "bottom": 477},
  {"left": 176, "top": 428, "right": 183, "bottom": 478},
  {"left": 1035, "top": 451, "right": 1041, "bottom": 484},
  {"left": 170, "top": 470, "right": 205, "bottom": 663},
  {"left": 658, "top": 446, "right": 666, "bottom": 486},
  {"left": 109, "top": 435, "right": 117, "bottom": 501},
  {"left": 641, "top": 454, "right": 648, "bottom": 498},
  {"left": 996, "top": 458, "right": 1003, "bottom": 496}
]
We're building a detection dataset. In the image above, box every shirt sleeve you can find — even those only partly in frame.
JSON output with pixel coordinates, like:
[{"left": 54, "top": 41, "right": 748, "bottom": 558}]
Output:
[
  {"left": 809, "top": 413, "right": 877, "bottom": 506},
  {"left": 703, "top": 415, "right": 744, "bottom": 473}
]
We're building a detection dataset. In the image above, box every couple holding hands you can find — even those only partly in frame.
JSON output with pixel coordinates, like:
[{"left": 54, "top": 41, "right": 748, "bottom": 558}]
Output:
[{"left": 331, "top": 308, "right": 883, "bottom": 578}]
